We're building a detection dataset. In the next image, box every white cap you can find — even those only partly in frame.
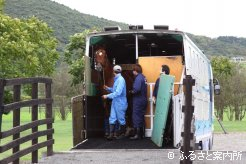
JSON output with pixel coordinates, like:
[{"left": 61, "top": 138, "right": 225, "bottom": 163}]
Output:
[{"left": 113, "top": 65, "right": 122, "bottom": 73}]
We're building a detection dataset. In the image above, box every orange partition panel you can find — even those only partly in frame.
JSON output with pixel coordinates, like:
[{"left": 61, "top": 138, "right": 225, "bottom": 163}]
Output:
[{"left": 139, "top": 56, "right": 183, "bottom": 85}]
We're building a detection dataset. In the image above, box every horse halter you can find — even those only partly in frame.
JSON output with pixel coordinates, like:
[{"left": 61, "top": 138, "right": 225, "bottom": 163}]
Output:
[{"left": 95, "top": 49, "right": 107, "bottom": 72}]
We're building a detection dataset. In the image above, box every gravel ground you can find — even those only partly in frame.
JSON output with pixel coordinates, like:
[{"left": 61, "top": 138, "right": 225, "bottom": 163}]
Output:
[
  {"left": 38, "top": 132, "right": 246, "bottom": 164},
  {"left": 213, "top": 132, "right": 246, "bottom": 151}
]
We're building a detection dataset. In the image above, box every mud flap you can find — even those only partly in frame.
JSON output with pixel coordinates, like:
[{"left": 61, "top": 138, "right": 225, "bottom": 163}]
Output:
[{"left": 151, "top": 74, "right": 174, "bottom": 147}]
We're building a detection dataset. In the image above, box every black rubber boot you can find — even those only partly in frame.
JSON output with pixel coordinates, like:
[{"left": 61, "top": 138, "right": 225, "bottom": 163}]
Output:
[
  {"left": 140, "top": 127, "right": 145, "bottom": 139},
  {"left": 130, "top": 128, "right": 141, "bottom": 140},
  {"left": 107, "top": 124, "right": 115, "bottom": 141},
  {"left": 120, "top": 125, "right": 126, "bottom": 134},
  {"left": 116, "top": 125, "right": 126, "bottom": 139}
]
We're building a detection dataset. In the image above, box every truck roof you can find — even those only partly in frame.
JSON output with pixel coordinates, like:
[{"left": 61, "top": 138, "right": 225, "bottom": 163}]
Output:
[{"left": 87, "top": 29, "right": 186, "bottom": 38}]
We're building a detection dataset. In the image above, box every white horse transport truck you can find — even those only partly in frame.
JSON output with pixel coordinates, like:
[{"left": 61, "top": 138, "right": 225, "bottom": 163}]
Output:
[{"left": 71, "top": 25, "right": 219, "bottom": 150}]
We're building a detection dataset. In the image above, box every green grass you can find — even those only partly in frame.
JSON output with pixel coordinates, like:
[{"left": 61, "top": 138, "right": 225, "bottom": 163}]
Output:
[
  {"left": 0, "top": 108, "right": 72, "bottom": 161},
  {"left": 240, "top": 62, "right": 246, "bottom": 68},
  {"left": 213, "top": 113, "right": 246, "bottom": 133}
]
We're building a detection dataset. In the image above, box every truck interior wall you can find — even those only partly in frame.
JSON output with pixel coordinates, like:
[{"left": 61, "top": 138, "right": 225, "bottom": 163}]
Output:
[
  {"left": 139, "top": 56, "right": 183, "bottom": 95},
  {"left": 82, "top": 33, "right": 184, "bottom": 147}
]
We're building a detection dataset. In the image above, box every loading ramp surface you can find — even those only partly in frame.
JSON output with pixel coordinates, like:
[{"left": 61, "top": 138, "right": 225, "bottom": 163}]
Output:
[
  {"left": 73, "top": 137, "right": 173, "bottom": 149},
  {"left": 40, "top": 133, "right": 246, "bottom": 164}
]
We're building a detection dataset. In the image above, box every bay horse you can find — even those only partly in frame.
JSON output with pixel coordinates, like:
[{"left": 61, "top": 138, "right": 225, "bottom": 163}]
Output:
[
  {"left": 94, "top": 48, "right": 114, "bottom": 136},
  {"left": 94, "top": 48, "right": 134, "bottom": 135}
]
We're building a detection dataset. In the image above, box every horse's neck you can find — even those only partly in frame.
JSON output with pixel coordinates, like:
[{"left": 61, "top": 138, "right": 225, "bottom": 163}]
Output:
[{"left": 103, "top": 62, "right": 114, "bottom": 87}]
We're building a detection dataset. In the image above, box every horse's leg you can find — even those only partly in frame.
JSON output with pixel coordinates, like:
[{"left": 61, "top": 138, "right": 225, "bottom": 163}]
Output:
[
  {"left": 125, "top": 96, "right": 135, "bottom": 137},
  {"left": 120, "top": 70, "right": 135, "bottom": 137},
  {"left": 125, "top": 71, "right": 134, "bottom": 129},
  {"left": 103, "top": 100, "right": 112, "bottom": 137}
]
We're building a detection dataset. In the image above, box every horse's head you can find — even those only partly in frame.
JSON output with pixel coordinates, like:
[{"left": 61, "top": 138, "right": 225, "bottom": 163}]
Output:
[{"left": 95, "top": 48, "right": 108, "bottom": 71}]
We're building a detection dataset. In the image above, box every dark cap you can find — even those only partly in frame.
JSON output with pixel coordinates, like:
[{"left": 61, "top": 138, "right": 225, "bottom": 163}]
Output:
[{"left": 161, "top": 65, "right": 170, "bottom": 75}]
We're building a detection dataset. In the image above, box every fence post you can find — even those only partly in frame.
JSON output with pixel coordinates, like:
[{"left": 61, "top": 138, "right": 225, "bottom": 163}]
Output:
[
  {"left": 13, "top": 85, "right": 21, "bottom": 164},
  {"left": 32, "top": 83, "right": 38, "bottom": 163},
  {"left": 181, "top": 75, "right": 195, "bottom": 164},
  {"left": 0, "top": 79, "right": 5, "bottom": 133},
  {"left": 46, "top": 82, "right": 53, "bottom": 156}
]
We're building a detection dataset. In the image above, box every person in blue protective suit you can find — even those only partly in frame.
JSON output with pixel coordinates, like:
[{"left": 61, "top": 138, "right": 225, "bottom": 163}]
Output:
[
  {"left": 102, "top": 65, "right": 128, "bottom": 140},
  {"left": 129, "top": 64, "right": 147, "bottom": 140},
  {"left": 152, "top": 65, "right": 170, "bottom": 104}
]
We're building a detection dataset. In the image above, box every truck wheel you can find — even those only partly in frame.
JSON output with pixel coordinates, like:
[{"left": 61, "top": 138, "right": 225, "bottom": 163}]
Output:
[
  {"left": 209, "top": 137, "right": 213, "bottom": 150},
  {"left": 199, "top": 141, "right": 203, "bottom": 150}
]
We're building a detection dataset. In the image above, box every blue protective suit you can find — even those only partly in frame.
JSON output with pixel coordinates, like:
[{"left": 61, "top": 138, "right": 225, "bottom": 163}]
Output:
[
  {"left": 106, "top": 73, "right": 128, "bottom": 125},
  {"left": 132, "top": 73, "right": 147, "bottom": 128}
]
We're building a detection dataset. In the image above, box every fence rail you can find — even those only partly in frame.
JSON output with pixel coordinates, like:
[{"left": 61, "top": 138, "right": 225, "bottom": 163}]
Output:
[{"left": 0, "top": 77, "right": 54, "bottom": 164}]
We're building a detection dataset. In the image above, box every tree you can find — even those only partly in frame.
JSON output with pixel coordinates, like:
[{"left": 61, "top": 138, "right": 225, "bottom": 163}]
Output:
[
  {"left": 212, "top": 57, "right": 246, "bottom": 121},
  {"left": 0, "top": 14, "right": 59, "bottom": 78},
  {"left": 211, "top": 56, "right": 233, "bottom": 120},
  {"left": 211, "top": 56, "right": 233, "bottom": 78},
  {"left": 227, "top": 64, "right": 246, "bottom": 121},
  {"left": 64, "top": 28, "right": 99, "bottom": 85},
  {"left": 0, "top": 0, "right": 4, "bottom": 13},
  {"left": 51, "top": 63, "right": 83, "bottom": 120}
]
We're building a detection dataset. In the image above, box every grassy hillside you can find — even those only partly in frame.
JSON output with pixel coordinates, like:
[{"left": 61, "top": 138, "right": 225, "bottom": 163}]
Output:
[
  {"left": 4, "top": 0, "right": 246, "bottom": 57},
  {"left": 4, "top": 0, "right": 128, "bottom": 51},
  {"left": 188, "top": 34, "right": 246, "bottom": 57}
]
